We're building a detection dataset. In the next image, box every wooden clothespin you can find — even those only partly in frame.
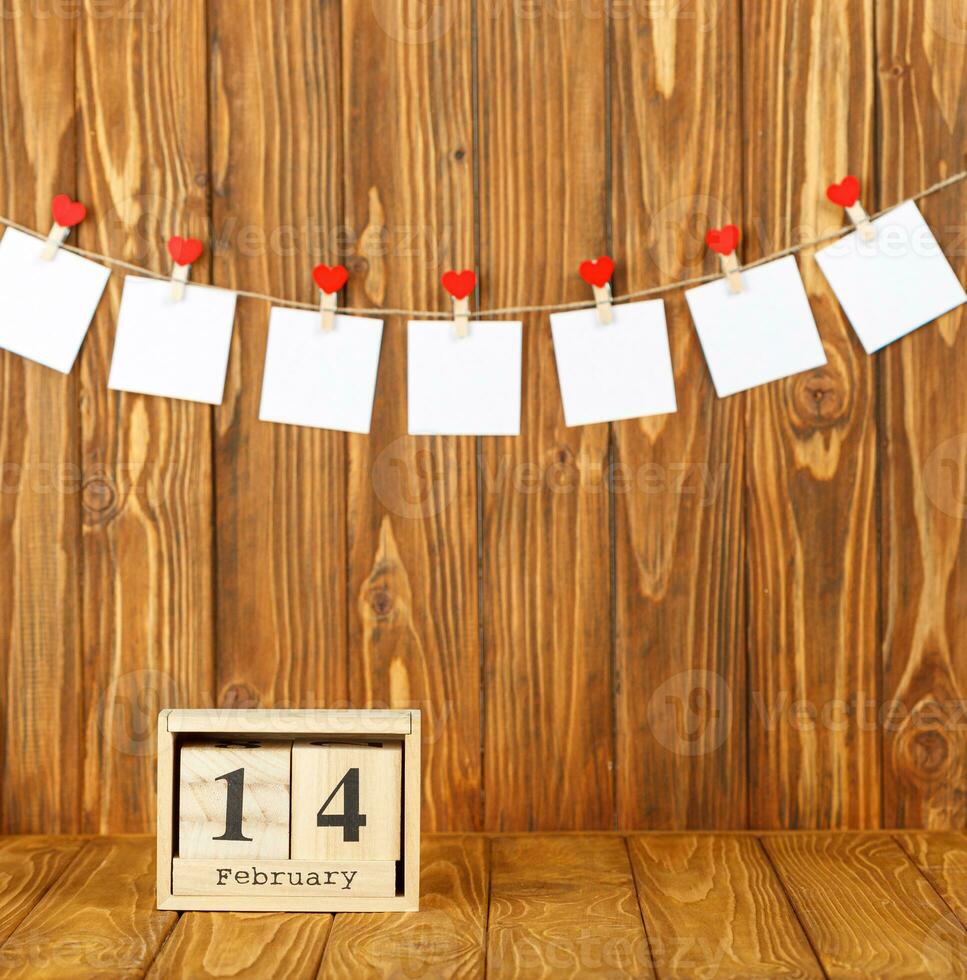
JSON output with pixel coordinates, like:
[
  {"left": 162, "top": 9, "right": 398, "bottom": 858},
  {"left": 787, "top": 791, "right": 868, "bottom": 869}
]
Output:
[
  {"left": 41, "top": 194, "right": 87, "bottom": 260},
  {"left": 579, "top": 255, "right": 615, "bottom": 324},
  {"left": 312, "top": 263, "right": 349, "bottom": 332},
  {"left": 167, "top": 236, "right": 203, "bottom": 301},
  {"left": 827, "top": 175, "right": 875, "bottom": 241},
  {"left": 706, "top": 224, "right": 743, "bottom": 294},
  {"left": 441, "top": 269, "right": 476, "bottom": 339}
]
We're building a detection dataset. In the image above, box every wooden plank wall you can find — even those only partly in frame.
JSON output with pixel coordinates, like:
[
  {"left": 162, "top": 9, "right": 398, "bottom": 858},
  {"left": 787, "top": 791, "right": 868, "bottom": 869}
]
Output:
[
  {"left": 742, "top": 0, "right": 880, "bottom": 829},
  {"left": 0, "top": 0, "right": 81, "bottom": 832},
  {"left": 0, "top": 0, "right": 963, "bottom": 833}
]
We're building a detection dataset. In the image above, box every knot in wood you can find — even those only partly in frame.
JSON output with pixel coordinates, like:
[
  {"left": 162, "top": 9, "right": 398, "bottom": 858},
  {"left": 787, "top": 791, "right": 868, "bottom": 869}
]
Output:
[
  {"left": 908, "top": 729, "right": 950, "bottom": 778},
  {"left": 881, "top": 61, "right": 909, "bottom": 79},
  {"left": 81, "top": 474, "right": 117, "bottom": 521},
  {"left": 792, "top": 368, "right": 848, "bottom": 428},
  {"left": 368, "top": 587, "right": 394, "bottom": 619}
]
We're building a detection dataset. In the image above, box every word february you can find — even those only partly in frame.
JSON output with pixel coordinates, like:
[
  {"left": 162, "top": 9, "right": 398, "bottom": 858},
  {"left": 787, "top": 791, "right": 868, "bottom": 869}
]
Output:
[
  {"left": 170, "top": 856, "right": 397, "bottom": 898},
  {"left": 217, "top": 866, "right": 357, "bottom": 889}
]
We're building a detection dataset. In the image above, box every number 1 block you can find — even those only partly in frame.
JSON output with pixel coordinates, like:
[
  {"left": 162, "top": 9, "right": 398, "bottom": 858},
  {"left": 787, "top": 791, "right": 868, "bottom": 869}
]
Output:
[
  {"left": 291, "top": 741, "right": 402, "bottom": 861},
  {"left": 178, "top": 740, "right": 290, "bottom": 859}
]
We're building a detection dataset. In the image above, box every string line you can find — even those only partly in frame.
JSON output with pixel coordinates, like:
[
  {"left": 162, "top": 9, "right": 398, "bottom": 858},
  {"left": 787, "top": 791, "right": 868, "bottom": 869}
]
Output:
[{"left": 2, "top": 170, "right": 963, "bottom": 320}]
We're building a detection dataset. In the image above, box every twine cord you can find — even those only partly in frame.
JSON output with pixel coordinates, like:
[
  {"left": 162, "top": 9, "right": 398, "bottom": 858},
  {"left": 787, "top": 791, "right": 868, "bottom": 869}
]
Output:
[{"left": 2, "top": 170, "right": 963, "bottom": 320}]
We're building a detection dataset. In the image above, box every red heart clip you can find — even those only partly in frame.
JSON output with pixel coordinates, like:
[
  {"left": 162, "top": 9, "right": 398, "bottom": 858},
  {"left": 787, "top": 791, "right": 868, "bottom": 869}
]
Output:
[
  {"left": 826, "top": 175, "right": 861, "bottom": 208},
  {"left": 313, "top": 263, "right": 349, "bottom": 294},
  {"left": 167, "top": 236, "right": 204, "bottom": 267},
  {"left": 51, "top": 194, "right": 86, "bottom": 228},
  {"left": 579, "top": 255, "right": 615, "bottom": 288},
  {"left": 441, "top": 269, "right": 476, "bottom": 301},
  {"left": 705, "top": 224, "right": 740, "bottom": 256}
]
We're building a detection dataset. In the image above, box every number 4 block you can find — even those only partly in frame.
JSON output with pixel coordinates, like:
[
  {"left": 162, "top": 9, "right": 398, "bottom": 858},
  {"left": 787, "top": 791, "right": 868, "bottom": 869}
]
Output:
[
  {"left": 178, "top": 740, "right": 290, "bottom": 859},
  {"left": 291, "top": 741, "right": 402, "bottom": 861}
]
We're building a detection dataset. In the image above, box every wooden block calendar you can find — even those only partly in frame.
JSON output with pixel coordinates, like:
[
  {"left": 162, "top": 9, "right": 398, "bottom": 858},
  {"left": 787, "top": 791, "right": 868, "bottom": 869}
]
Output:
[{"left": 156, "top": 709, "right": 420, "bottom": 912}]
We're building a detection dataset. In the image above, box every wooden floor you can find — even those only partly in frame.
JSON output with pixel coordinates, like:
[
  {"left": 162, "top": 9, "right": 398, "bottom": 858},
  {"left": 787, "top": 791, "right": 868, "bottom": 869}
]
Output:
[{"left": 1, "top": 834, "right": 967, "bottom": 977}]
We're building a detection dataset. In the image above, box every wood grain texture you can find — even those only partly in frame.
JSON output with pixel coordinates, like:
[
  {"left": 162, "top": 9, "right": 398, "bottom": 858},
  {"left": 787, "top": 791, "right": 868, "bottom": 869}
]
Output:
[
  {"left": 611, "top": 0, "right": 746, "bottom": 830},
  {"left": 1, "top": 0, "right": 966, "bottom": 838},
  {"left": 319, "top": 835, "right": 487, "bottom": 978},
  {"left": 0, "top": 837, "right": 176, "bottom": 977},
  {"left": 477, "top": 0, "right": 613, "bottom": 831},
  {"left": 0, "top": 0, "right": 83, "bottom": 833},
  {"left": 896, "top": 832, "right": 967, "bottom": 925},
  {"left": 147, "top": 912, "right": 331, "bottom": 978},
  {"left": 75, "top": 0, "right": 215, "bottom": 833},
  {"left": 488, "top": 835, "right": 652, "bottom": 977},
  {"left": 764, "top": 833, "right": 967, "bottom": 978},
  {"left": 628, "top": 834, "right": 821, "bottom": 978},
  {"left": 877, "top": 0, "right": 967, "bottom": 829},
  {"left": 342, "top": 0, "right": 481, "bottom": 832},
  {"left": 209, "top": 0, "right": 349, "bottom": 713},
  {"left": 743, "top": 0, "right": 880, "bottom": 829},
  {"left": 0, "top": 836, "right": 83, "bottom": 945},
  {"left": 5, "top": 832, "right": 967, "bottom": 974}
]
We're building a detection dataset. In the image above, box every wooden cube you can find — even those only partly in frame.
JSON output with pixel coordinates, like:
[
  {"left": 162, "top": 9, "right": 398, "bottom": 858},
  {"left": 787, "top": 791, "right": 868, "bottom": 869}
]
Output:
[
  {"left": 178, "top": 739, "right": 290, "bottom": 859},
  {"left": 291, "top": 740, "right": 402, "bottom": 861}
]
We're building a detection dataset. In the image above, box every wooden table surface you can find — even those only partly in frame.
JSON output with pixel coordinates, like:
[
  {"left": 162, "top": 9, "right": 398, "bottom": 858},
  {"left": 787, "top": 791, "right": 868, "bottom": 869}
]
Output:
[{"left": 1, "top": 833, "right": 966, "bottom": 977}]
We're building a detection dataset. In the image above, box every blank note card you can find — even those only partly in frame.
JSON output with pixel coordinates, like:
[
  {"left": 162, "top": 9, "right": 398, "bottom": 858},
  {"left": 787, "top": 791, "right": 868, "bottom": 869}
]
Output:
[
  {"left": 0, "top": 227, "right": 110, "bottom": 372},
  {"left": 685, "top": 255, "right": 827, "bottom": 397},
  {"left": 550, "top": 299, "right": 676, "bottom": 426},
  {"left": 407, "top": 319, "right": 522, "bottom": 435},
  {"left": 259, "top": 307, "right": 384, "bottom": 434},
  {"left": 108, "top": 275, "right": 237, "bottom": 405},
  {"left": 815, "top": 199, "right": 966, "bottom": 353}
]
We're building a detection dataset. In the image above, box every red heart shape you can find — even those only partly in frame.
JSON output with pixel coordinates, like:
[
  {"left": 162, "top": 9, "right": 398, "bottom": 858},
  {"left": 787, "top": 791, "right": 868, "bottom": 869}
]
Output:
[
  {"left": 705, "top": 224, "right": 740, "bottom": 256},
  {"left": 441, "top": 269, "right": 476, "bottom": 301},
  {"left": 579, "top": 255, "right": 615, "bottom": 288},
  {"left": 51, "top": 194, "right": 86, "bottom": 228},
  {"left": 313, "top": 263, "right": 349, "bottom": 294},
  {"left": 826, "top": 175, "right": 861, "bottom": 208},
  {"left": 167, "top": 235, "right": 204, "bottom": 267}
]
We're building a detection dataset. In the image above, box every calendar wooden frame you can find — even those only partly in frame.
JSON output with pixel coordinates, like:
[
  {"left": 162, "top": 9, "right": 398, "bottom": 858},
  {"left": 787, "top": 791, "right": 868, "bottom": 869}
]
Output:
[{"left": 156, "top": 708, "right": 421, "bottom": 912}]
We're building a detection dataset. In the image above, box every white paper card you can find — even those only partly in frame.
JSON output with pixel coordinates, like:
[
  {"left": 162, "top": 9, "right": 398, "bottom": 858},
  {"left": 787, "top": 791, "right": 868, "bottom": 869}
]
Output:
[
  {"left": 408, "top": 319, "right": 522, "bottom": 435},
  {"left": 259, "top": 307, "right": 384, "bottom": 434},
  {"left": 685, "top": 254, "right": 827, "bottom": 397},
  {"left": 550, "top": 299, "right": 677, "bottom": 426},
  {"left": 814, "top": 199, "right": 966, "bottom": 354},
  {"left": 108, "top": 275, "right": 237, "bottom": 405},
  {"left": 0, "top": 227, "right": 110, "bottom": 373}
]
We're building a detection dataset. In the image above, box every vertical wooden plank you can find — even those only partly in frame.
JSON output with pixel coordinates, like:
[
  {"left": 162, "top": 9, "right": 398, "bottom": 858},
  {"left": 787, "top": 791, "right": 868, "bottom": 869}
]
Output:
[
  {"left": 878, "top": 1, "right": 967, "bottom": 828},
  {"left": 75, "top": 0, "right": 215, "bottom": 832},
  {"left": 0, "top": 838, "right": 176, "bottom": 978},
  {"left": 478, "top": 0, "right": 612, "bottom": 830},
  {"left": 743, "top": 0, "right": 880, "bottom": 828},
  {"left": 342, "top": 1, "right": 480, "bottom": 830},
  {"left": 764, "top": 833, "right": 967, "bottom": 978},
  {"left": 611, "top": 0, "right": 746, "bottom": 829},
  {"left": 320, "top": 836, "right": 488, "bottom": 977},
  {"left": 487, "top": 835, "right": 654, "bottom": 977},
  {"left": 628, "top": 834, "right": 821, "bottom": 978},
  {"left": 209, "top": 1, "right": 348, "bottom": 710},
  {"left": 0, "top": 0, "right": 82, "bottom": 833}
]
